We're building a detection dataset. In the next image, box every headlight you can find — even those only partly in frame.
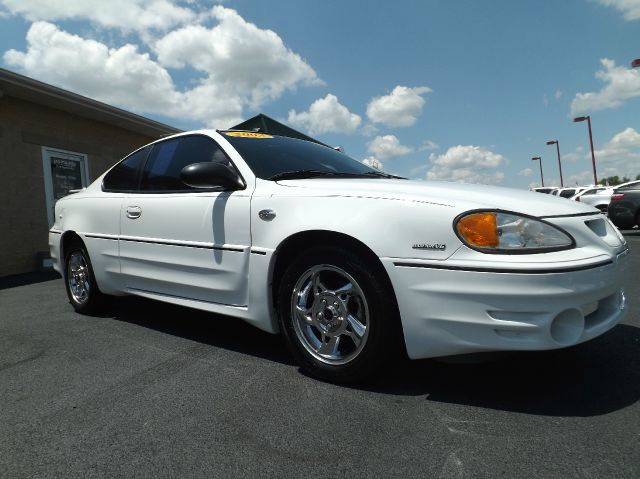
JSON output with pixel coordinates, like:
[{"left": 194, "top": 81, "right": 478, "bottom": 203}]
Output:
[{"left": 454, "top": 211, "right": 575, "bottom": 253}]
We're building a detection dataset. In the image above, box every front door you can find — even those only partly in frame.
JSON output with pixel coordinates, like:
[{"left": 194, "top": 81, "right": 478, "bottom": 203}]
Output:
[{"left": 118, "top": 135, "right": 252, "bottom": 306}]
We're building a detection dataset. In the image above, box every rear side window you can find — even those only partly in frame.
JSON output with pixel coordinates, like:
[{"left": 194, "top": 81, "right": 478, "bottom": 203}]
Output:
[
  {"left": 102, "top": 146, "right": 149, "bottom": 192},
  {"left": 618, "top": 182, "right": 640, "bottom": 191},
  {"left": 140, "top": 135, "right": 233, "bottom": 192},
  {"left": 560, "top": 189, "right": 575, "bottom": 198}
]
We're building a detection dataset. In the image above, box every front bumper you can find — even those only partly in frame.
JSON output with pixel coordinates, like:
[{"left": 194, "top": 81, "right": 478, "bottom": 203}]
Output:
[{"left": 382, "top": 253, "right": 629, "bottom": 359}]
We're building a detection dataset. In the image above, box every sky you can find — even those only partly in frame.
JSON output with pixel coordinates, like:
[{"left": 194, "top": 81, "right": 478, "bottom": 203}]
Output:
[{"left": 1, "top": 0, "right": 639, "bottom": 189}]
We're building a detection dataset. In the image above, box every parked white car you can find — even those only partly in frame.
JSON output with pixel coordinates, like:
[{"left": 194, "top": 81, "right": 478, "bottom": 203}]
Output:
[
  {"left": 572, "top": 186, "right": 607, "bottom": 202},
  {"left": 49, "top": 130, "right": 630, "bottom": 382},
  {"left": 580, "top": 180, "right": 640, "bottom": 213},
  {"left": 554, "top": 186, "right": 588, "bottom": 199},
  {"left": 530, "top": 187, "right": 556, "bottom": 194}
]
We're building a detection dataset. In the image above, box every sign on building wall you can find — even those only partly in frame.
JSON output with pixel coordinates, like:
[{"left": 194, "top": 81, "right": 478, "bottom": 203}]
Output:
[
  {"left": 51, "top": 157, "right": 84, "bottom": 201},
  {"left": 41, "top": 147, "right": 89, "bottom": 226}
]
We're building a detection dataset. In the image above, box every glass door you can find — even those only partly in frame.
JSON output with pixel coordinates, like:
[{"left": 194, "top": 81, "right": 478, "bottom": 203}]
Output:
[{"left": 42, "top": 147, "right": 89, "bottom": 227}]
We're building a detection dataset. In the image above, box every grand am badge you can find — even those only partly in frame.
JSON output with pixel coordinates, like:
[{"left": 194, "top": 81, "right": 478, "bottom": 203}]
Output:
[{"left": 412, "top": 243, "right": 446, "bottom": 251}]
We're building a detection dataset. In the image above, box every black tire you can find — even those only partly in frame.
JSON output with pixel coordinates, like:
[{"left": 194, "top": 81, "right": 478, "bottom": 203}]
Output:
[
  {"left": 277, "top": 246, "right": 403, "bottom": 384},
  {"left": 64, "top": 243, "right": 107, "bottom": 314}
]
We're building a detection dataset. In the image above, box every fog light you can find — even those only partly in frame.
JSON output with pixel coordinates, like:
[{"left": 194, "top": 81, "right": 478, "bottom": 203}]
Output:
[{"left": 550, "top": 309, "right": 584, "bottom": 345}]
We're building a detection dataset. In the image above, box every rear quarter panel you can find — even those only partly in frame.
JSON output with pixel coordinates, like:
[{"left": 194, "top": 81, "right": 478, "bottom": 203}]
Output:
[{"left": 57, "top": 191, "right": 124, "bottom": 295}]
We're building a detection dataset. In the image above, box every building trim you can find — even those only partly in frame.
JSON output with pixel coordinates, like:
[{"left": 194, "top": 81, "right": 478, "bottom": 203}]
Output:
[{"left": 0, "top": 68, "right": 181, "bottom": 138}]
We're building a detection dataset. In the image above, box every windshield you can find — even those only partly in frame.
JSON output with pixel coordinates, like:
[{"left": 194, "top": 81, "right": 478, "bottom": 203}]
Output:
[{"left": 221, "top": 132, "right": 393, "bottom": 180}]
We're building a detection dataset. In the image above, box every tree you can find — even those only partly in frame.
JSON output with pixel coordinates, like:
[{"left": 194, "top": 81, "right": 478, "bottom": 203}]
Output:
[{"left": 599, "top": 175, "right": 631, "bottom": 186}]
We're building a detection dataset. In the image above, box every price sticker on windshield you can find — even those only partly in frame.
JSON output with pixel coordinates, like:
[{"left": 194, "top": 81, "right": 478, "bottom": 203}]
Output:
[{"left": 225, "top": 132, "right": 273, "bottom": 139}]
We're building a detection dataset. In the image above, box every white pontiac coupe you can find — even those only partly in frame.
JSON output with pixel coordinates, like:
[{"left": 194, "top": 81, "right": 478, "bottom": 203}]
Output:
[{"left": 49, "top": 130, "right": 629, "bottom": 382}]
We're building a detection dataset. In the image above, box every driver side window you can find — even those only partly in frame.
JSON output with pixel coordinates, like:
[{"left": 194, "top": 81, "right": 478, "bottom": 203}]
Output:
[{"left": 140, "top": 135, "right": 233, "bottom": 192}]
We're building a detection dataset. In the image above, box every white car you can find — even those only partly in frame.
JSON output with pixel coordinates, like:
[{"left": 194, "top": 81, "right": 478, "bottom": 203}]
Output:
[
  {"left": 49, "top": 130, "right": 630, "bottom": 383},
  {"left": 572, "top": 186, "right": 606, "bottom": 202},
  {"left": 580, "top": 180, "right": 640, "bottom": 213},
  {"left": 555, "top": 186, "right": 588, "bottom": 199},
  {"left": 530, "top": 187, "right": 556, "bottom": 194}
]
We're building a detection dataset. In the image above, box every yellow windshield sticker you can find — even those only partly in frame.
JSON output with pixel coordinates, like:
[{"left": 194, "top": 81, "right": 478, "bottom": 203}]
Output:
[{"left": 225, "top": 132, "right": 273, "bottom": 139}]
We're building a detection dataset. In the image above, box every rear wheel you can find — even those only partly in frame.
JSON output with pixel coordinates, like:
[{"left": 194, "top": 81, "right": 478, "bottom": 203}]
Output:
[
  {"left": 277, "top": 246, "right": 402, "bottom": 383},
  {"left": 64, "top": 244, "right": 107, "bottom": 314}
]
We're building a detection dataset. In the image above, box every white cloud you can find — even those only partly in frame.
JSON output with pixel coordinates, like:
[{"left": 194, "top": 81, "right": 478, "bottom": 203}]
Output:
[
  {"left": 566, "top": 170, "right": 595, "bottom": 186},
  {"left": 287, "top": 94, "right": 361, "bottom": 135},
  {"left": 555, "top": 89, "right": 563, "bottom": 99},
  {"left": 595, "top": 0, "right": 640, "bottom": 20},
  {"left": 154, "top": 6, "right": 320, "bottom": 108},
  {"left": 570, "top": 58, "right": 640, "bottom": 114},
  {"left": 360, "top": 124, "right": 379, "bottom": 137},
  {"left": 426, "top": 145, "right": 506, "bottom": 185},
  {"left": 593, "top": 127, "right": 640, "bottom": 178},
  {"left": 0, "top": 0, "right": 196, "bottom": 32},
  {"left": 518, "top": 167, "right": 533, "bottom": 177},
  {"left": 366, "top": 85, "right": 431, "bottom": 127},
  {"left": 551, "top": 129, "right": 640, "bottom": 184},
  {"left": 419, "top": 140, "right": 439, "bottom": 151},
  {"left": 562, "top": 146, "right": 584, "bottom": 162},
  {"left": 367, "top": 135, "right": 413, "bottom": 161},
  {"left": 3, "top": 22, "right": 192, "bottom": 117},
  {"left": 409, "top": 163, "right": 429, "bottom": 178},
  {"left": 3, "top": 8, "right": 321, "bottom": 127},
  {"left": 362, "top": 157, "right": 383, "bottom": 170}
]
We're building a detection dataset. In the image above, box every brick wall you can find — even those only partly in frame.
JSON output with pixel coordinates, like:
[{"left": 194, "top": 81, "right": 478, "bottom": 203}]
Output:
[{"left": 0, "top": 95, "right": 158, "bottom": 276}]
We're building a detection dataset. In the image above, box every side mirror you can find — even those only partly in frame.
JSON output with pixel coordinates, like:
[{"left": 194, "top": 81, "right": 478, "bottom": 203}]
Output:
[{"left": 180, "top": 162, "right": 244, "bottom": 190}]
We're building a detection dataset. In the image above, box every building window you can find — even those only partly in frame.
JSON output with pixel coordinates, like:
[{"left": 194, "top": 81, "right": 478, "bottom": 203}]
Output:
[{"left": 41, "top": 147, "right": 89, "bottom": 226}]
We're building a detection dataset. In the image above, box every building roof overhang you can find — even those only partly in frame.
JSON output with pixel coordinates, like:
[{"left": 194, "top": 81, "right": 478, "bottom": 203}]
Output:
[{"left": 0, "top": 68, "right": 181, "bottom": 137}]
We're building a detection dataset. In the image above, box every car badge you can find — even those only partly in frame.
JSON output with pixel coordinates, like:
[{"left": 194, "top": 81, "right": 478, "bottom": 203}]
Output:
[{"left": 412, "top": 243, "right": 446, "bottom": 251}]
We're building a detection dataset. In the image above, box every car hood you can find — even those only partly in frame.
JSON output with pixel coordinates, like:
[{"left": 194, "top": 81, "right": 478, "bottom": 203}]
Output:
[{"left": 275, "top": 178, "right": 598, "bottom": 217}]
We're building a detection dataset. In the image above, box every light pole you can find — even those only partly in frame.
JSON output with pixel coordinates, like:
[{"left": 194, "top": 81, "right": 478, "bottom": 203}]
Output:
[
  {"left": 573, "top": 115, "right": 598, "bottom": 185},
  {"left": 546, "top": 140, "right": 563, "bottom": 187},
  {"left": 632, "top": 59, "right": 640, "bottom": 68},
  {"left": 531, "top": 156, "right": 544, "bottom": 187}
]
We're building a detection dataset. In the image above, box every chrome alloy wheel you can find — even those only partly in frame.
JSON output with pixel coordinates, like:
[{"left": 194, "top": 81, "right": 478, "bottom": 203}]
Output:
[
  {"left": 291, "top": 265, "right": 370, "bottom": 365},
  {"left": 67, "top": 251, "right": 90, "bottom": 304}
]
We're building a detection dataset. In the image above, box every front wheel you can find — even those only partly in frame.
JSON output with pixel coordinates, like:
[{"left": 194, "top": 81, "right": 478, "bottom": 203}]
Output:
[
  {"left": 277, "top": 247, "right": 402, "bottom": 383},
  {"left": 64, "top": 245, "right": 107, "bottom": 314}
]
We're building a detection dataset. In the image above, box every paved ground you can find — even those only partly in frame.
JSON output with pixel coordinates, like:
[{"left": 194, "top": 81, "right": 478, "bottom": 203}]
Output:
[{"left": 1, "top": 233, "right": 639, "bottom": 478}]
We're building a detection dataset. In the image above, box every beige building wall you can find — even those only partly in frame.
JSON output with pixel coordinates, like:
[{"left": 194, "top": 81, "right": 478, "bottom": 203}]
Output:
[{"left": 0, "top": 95, "right": 157, "bottom": 276}]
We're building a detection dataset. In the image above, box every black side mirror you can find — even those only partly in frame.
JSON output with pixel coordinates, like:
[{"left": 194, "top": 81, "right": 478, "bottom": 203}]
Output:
[{"left": 180, "top": 162, "right": 244, "bottom": 190}]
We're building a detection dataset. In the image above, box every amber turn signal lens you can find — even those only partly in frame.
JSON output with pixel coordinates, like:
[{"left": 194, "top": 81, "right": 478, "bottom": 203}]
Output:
[{"left": 456, "top": 212, "right": 499, "bottom": 248}]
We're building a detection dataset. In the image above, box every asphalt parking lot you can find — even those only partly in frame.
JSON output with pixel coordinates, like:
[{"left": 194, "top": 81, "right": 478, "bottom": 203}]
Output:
[{"left": 1, "top": 232, "right": 639, "bottom": 478}]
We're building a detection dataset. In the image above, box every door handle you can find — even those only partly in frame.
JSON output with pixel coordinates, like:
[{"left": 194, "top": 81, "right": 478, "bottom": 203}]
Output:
[{"left": 126, "top": 206, "right": 142, "bottom": 219}]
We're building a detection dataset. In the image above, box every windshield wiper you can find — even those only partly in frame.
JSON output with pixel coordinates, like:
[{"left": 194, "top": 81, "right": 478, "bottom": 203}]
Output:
[
  {"left": 359, "top": 171, "right": 407, "bottom": 179},
  {"left": 268, "top": 170, "right": 406, "bottom": 181},
  {"left": 269, "top": 170, "right": 355, "bottom": 181}
]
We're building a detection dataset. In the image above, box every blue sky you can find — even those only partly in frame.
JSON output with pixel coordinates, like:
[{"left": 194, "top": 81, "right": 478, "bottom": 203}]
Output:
[{"left": 1, "top": 0, "right": 639, "bottom": 188}]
